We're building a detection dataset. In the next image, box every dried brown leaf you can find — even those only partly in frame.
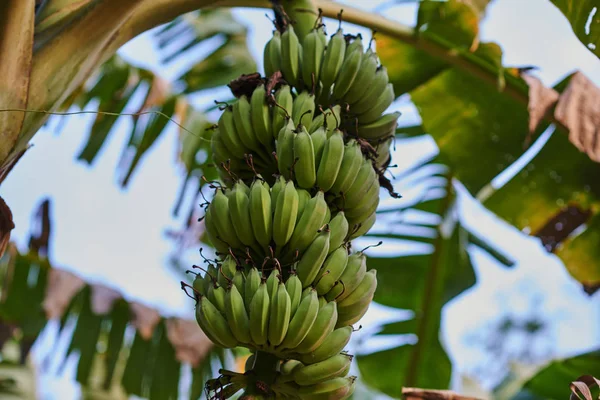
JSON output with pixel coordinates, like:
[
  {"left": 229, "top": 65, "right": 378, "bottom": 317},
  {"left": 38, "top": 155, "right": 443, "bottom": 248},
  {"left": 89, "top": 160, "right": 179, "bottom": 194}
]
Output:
[
  {"left": 90, "top": 284, "right": 121, "bottom": 315},
  {"left": 570, "top": 375, "right": 600, "bottom": 400},
  {"left": 0, "top": 196, "right": 15, "bottom": 258},
  {"left": 43, "top": 269, "right": 85, "bottom": 319},
  {"left": 166, "top": 318, "right": 212, "bottom": 367},
  {"left": 130, "top": 302, "right": 161, "bottom": 340},
  {"left": 0, "top": 0, "right": 34, "bottom": 165},
  {"left": 402, "top": 387, "right": 482, "bottom": 400},
  {"left": 522, "top": 74, "right": 559, "bottom": 141},
  {"left": 555, "top": 72, "right": 600, "bottom": 162}
]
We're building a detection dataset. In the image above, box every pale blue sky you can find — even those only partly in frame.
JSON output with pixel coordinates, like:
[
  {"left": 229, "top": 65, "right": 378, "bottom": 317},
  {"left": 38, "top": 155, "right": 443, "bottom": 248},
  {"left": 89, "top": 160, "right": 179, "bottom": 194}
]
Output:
[{"left": 1, "top": 0, "right": 599, "bottom": 398}]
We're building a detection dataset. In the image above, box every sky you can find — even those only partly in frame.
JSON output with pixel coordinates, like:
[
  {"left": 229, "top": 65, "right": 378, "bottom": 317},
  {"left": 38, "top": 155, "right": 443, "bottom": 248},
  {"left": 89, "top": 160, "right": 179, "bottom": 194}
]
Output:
[{"left": 1, "top": 0, "right": 599, "bottom": 398}]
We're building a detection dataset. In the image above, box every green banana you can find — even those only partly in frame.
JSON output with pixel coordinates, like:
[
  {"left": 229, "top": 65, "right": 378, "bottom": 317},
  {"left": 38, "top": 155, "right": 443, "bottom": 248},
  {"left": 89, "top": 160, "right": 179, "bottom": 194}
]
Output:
[
  {"left": 196, "top": 295, "right": 238, "bottom": 348},
  {"left": 320, "top": 29, "right": 346, "bottom": 94},
  {"left": 225, "top": 284, "right": 251, "bottom": 344},
  {"left": 281, "top": 25, "right": 302, "bottom": 88},
  {"left": 276, "top": 119, "right": 295, "bottom": 180},
  {"left": 273, "top": 85, "right": 293, "bottom": 136},
  {"left": 270, "top": 175, "right": 286, "bottom": 212},
  {"left": 268, "top": 281, "right": 292, "bottom": 346},
  {"left": 298, "top": 326, "right": 353, "bottom": 365},
  {"left": 356, "top": 83, "right": 395, "bottom": 124},
  {"left": 329, "top": 139, "right": 363, "bottom": 196},
  {"left": 302, "top": 28, "right": 325, "bottom": 90},
  {"left": 297, "top": 376, "right": 356, "bottom": 399},
  {"left": 293, "top": 125, "right": 316, "bottom": 189},
  {"left": 316, "top": 129, "right": 344, "bottom": 191},
  {"left": 343, "top": 49, "right": 378, "bottom": 105},
  {"left": 333, "top": 48, "right": 362, "bottom": 100},
  {"left": 266, "top": 269, "right": 279, "bottom": 300},
  {"left": 273, "top": 180, "right": 299, "bottom": 247},
  {"left": 227, "top": 184, "right": 257, "bottom": 247},
  {"left": 310, "top": 126, "right": 327, "bottom": 166},
  {"left": 335, "top": 269, "right": 377, "bottom": 328},
  {"left": 342, "top": 159, "right": 377, "bottom": 210},
  {"left": 207, "top": 284, "right": 226, "bottom": 314},
  {"left": 333, "top": 252, "right": 367, "bottom": 302},
  {"left": 251, "top": 84, "right": 273, "bottom": 147},
  {"left": 232, "top": 95, "right": 259, "bottom": 152},
  {"left": 295, "top": 301, "right": 338, "bottom": 353},
  {"left": 249, "top": 280, "right": 270, "bottom": 346},
  {"left": 192, "top": 273, "right": 206, "bottom": 296},
  {"left": 328, "top": 211, "right": 349, "bottom": 253},
  {"left": 287, "top": 191, "right": 329, "bottom": 255},
  {"left": 249, "top": 179, "right": 273, "bottom": 248},
  {"left": 344, "top": 34, "right": 364, "bottom": 60},
  {"left": 218, "top": 106, "right": 247, "bottom": 159},
  {"left": 217, "top": 255, "right": 237, "bottom": 288},
  {"left": 345, "top": 180, "right": 380, "bottom": 222},
  {"left": 314, "top": 245, "right": 349, "bottom": 296},
  {"left": 232, "top": 269, "right": 245, "bottom": 298},
  {"left": 351, "top": 65, "right": 390, "bottom": 110},
  {"left": 244, "top": 267, "right": 261, "bottom": 313},
  {"left": 278, "top": 288, "right": 319, "bottom": 350},
  {"left": 348, "top": 210, "right": 376, "bottom": 239},
  {"left": 356, "top": 111, "right": 399, "bottom": 140},
  {"left": 204, "top": 264, "right": 218, "bottom": 294},
  {"left": 293, "top": 353, "right": 353, "bottom": 386},
  {"left": 264, "top": 30, "right": 282, "bottom": 78},
  {"left": 209, "top": 190, "right": 243, "bottom": 249},
  {"left": 295, "top": 227, "right": 330, "bottom": 288},
  {"left": 292, "top": 91, "right": 315, "bottom": 128},
  {"left": 285, "top": 273, "right": 303, "bottom": 317},
  {"left": 296, "top": 188, "right": 312, "bottom": 221}
]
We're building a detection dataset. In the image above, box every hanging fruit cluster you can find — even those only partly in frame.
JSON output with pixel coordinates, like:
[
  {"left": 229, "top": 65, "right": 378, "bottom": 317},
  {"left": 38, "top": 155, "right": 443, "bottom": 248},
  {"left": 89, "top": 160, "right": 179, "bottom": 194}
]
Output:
[{"left": 184, "top": 5, "right": 399, "bottom": 399}]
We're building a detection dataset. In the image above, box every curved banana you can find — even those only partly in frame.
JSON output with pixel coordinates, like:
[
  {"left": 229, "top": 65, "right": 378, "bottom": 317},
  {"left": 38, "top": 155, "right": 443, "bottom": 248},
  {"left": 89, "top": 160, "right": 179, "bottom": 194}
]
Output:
[
  {"left": 333, "top": 48, "right": 362, "bottom": 100},
  {"left": 268, "top": 281, "right": 292, "bottom": 346},
  {"left": 320, "top": 29, "right": 346, "bottom": 95},
  {"left": 295, "top": 227, "right": 330, "bottom": 288},
  {"left": 316, "top": 129, "right": 344, "bottom": 191},
  {"left": 232, "top": 95, "right": 259, "bottom": 152},
  {"left": 209, "top": 190, "right": 243, "bottom": 249},
  {"left": 301, "top": 28, "right": 325, "bottom": 90},
  {"left": 249, "top": 280, "right": 270, "bottom": 346},
  {"left": 351, "top": 65, "right": 390, "bottom": 111},
  {"left": 295, "top": 301, "right": 338, "bottom": 353},
  {"left": 328, "top": 211, "right": 349, "bottom": 253},
  {"left": 196, "top": 295, "right": 238, "bottom": 348},
  {"left": 332, "top": 252, "right": 367, "bottom": 302},
  {"left": 342, "top": 159, "right": 377, "bottom": 210},
  {"left": 293, "top": 353, "right": 353, "bottom": 386},
  {"left": 336, "top": 269, "right": 377, "bottom": 328},
  {"left": 329, "top": 140, "right": 363, "bottom": 196},
  {"left": 273, "top": 180, "right": 299, "bottom": 248},
  {"left": 356, "top": 111, "right": 400, "bottom": 141},
  {"left": 217, "top": 255, "right": 237, "bottom": 288},
  {"left": 287, "top": 191, "right": 329, "bottom": 256},
  {"left": 356, "top": 83, "right": 395, "bottom": 124},
  {"left": 285, "top": 272, "right": 303, "bottom": 317},
  {"left": 227, "top": 183, "right": 257, "bottom": 247},
  {"left": 270, "top": 175, "right": 286, "bottom": 213},
  {"left": 348, "top": 210, "right": 377, "bottom": 239},
  {"left": 293, "top": 125, "right": 316, "bottom": 189},
  {"left": 276, "top": 119, "right": 295, "bottom": 180},
  {"left": 264, "top": 30, "right": 282, "bottom": 78},
  {"left": 251, "top": 84, "right": 273, "bottom": 147},
  {"left": 314, "top": 246, "right": 349, "bottom": 295},
  {"left": 225, "top": 284, "right": 251, "bottom": 344},
  {"left": 249, "top": 179, "right": 273, "bottom": 249},
  {"left": 281, "top": 25, "right": 302, "bottom": 88},
  {"left": 310, "top": 126, "right": 327, "bottom": 166},
  {"left": 298, "top": 326, "right": 352, "bottom": 365},
  {"left": 297, "top": 376, "right": 356, "bottom": 399},
  {"left": 273, "top": 85, "right": 293, "bottom": 137},
  {"left": 244, "top": 267, "right": 261, "bottom": 313},
  {"left": 292, "top": 91, "right": 316, "bottom": 128},
  {"left": 278, "top": 288, "right": 319, "bottom": 350},
  {"left": 343, "top": 49, "right": 378, "bottom": 105},
  {"left": 218, "top": 106, "right": 247, "bottom": 159}
]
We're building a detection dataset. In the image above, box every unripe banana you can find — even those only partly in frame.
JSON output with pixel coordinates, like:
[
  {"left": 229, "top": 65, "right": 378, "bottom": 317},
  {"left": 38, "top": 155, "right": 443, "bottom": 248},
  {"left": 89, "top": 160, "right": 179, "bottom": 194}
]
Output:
[
  {"left": 268, "top": 281, "right": 292, "bottom": 346},
  {"left": 315, "top": 246, "right": 349, "bottom": 295},
  {"left": 344, "top": 34, "right": 364, "bottom": 60},
  {"left": 320, "top": 29, "right": 346, "bottom": 94},
  {"left": 352, "top": 65, "right": 390, "bottom": 111},
  {"left": 218, "top": 256, "right": 237, "bottom": 288},
  {"left": 316, "top": 129, "right": 344, "bottom": 191},
  {"left": 225, "top": 284, "right": 251, "bottom": 344},
  {"left": 310, "top": 126, "right": 327, "bottom": 166},
  {"left": 276, "top": 119, "right": 295, "bottom": 180},
  {"left": 266, "top": 269, "right": 279, "bottom": 300},
  {"left": 295, "top": 301, "right": 338, "bottom": 353},
  {"left": 346, "top": 181, "right": 380, "bottom": 223},
  {"left": 297, "top": 376, "right": 356, "bottom": 399},
  {"left": 245, "top": 267, "right": 261, "bottom": 313},
  {"left": 249, "top": 280, "right": 270, "bottom": 346},
  {"left": 292, "top": 91, "right": 316, "bottom": 128},
  {"left": 308, "top": 105, "right": 341, "bottom": 133},
  {"left": 287, "top": 191, "right": 329, "bottom": 255},
  {"left": 295, "top": 228, "right": 330, "bottom": 288},
  {"left": 245, "top": 353, "right": 256, "bottom": 371},
  {"left": 298, "top": 326, "right": 352, "bottom": 365},
  {"left": 348, "top": 210, "right": 376, "bottom": 239},
  {"left": 296, "top": 189, "right": 312, "bottom": 221},
  {"left": 293, "top": 125, "right": 316, "bottom": 189},
  {"left": 356, "top": 83, "right": 395, "bottom": 124},
  {"left": 273, "top": 180, "right": 299, "bottom": 247},
  {"left": 278, "top": 289, "right": 319, "bottom": 350},
  {"left": 343, "top": 49, "right": 378, "bottom": 105},
  {"left": 249, "top": 179, "right": 273, "bottom": 248},
  {"left": 332, "top": 252, "right": 367, "bottom": 302},
  {"left": 251, "top": 84, "right": 273, "bottom": 147},
  {"left": 356, "top": 111, "right": 400, "bottom": 141},
  {"left": 336, "top": 270, "right": 377, "bottom": 328},
  {"left": 273, "top": 86, "right": 293, "bottom": 136},
  {"left": 196, "top": 296, "right": 238, "bottom": 348},
  {"left": 192, "top": 274, "right": 206, "bottom": 296},
  {"left": 218, "top": 106, "right": 247, "bottom": 159},
  {"left": 285, "top": 273, "right": 303, "bottom": 317},
  {"left": 302, "top": 28, "right": 325, "bottom": 90},
  {"left": 293, "top": 353, "right": 353, "bottom": 386},
  {"left": 281, "top": 25, "right": 302, "bottom": 88},
  {"left": 207, "top": 284, "right": 227, "bottom": 314},
  {"left": 232, "top": 95, "right": 259, "bottom": 152},
  {"left": 233, "top": 269, "right": 245, "bottom": 298},
  {"left": 333, "top": 48, "right": 362, "bottom": 100},
  {"left": 227, "top": 184, "right": 257, "bottom": 247},
  {"left": 328, "top": 211, "right": 349, "bottom": 253},
  {"left": 270, "top": 175, "right": 286, "bottom": 212},
  {"left": 342, "top": 159, "right": 377, "bottom": 210},
  {"left": 204, "top": 263, "right": 218, "bottom": 294},
  {"left": 209, "top": 190, "right": 243, "bottom": 249},
  {"left": 264, "top": 30, "right": 282, "bottom": 78},
  {"left": 329, "top": 140, "right": 363, "bottom": 196},
  {"left": 281, "top": 359, "right": 303, "bottom": 376}
]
